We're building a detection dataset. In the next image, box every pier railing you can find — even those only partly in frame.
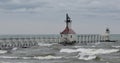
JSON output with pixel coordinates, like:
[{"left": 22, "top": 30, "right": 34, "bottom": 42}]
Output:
[
  {"left": 0, "top": 34, "right": 109, "bottom": 49},
  {"left": 77, "top": 34, "right": 107, "bottom": 43}
]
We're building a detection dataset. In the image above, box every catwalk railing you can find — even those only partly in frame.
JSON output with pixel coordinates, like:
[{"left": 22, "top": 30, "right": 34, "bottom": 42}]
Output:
[
  {"left": 0, "top": 34, "right": 109, "bottom": 49},
  {"left": 77, "top": 34, "right": 108, "bottom": 43}
]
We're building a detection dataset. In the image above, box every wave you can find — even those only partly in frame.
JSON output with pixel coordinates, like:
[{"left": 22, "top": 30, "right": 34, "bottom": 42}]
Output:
[
  {"left": 0, "top": 61, "right": 28, "bottom": 63},
  {"left": 12, "top": 47, "right": 18, "bottom": 51},
  {"left": 112, "top": 46, "right": 120, "bottom": 48},
  {"left": 33, "top": 55, "right": 62, "bottom": 60},
  {"left": 74, "top": 46, "right": 83, "bottom": 48},
  {"left": 38, "top": 43, "right": 53, "bottom": 47},
  {"left": 0, "top": 50, "right": 7, "bottom": 54},
  {"left": 77, "top": 53, "right": 97, "bottom": 60},
  {"left": 0, "top": 55, "right": 62, "bottom": 60},
  {"left": 60, "top": 49, "right": 78, "bottom": 53},
  {"left": 0, "top": 56, "right": 18, "bottom": 59},
  {"left": 74, "top": 45, "right": 96, "bottom": 48},
  {"left": 60, "top": 48, "right": 119, "bottom": 60},
  {"left": 0, "top": 61, "right": 11, "bottom": 63},
  {"left": 60, "top": 48, "right": 119, "bottom": 54}
]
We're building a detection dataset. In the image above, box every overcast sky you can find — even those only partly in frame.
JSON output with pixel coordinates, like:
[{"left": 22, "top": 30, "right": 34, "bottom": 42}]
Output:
[{"left": 0, "top": 0, "right": 120, "bottom": 34}]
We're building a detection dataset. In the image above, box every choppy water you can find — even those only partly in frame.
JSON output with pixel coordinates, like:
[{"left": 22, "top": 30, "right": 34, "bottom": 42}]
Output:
[{"left": 0, "top": 34, "right": 120, "bottom": 63}]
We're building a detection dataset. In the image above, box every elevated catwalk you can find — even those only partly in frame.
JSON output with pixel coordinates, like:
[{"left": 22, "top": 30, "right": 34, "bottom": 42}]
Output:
[
  {"left": 0, "top": 36, "right": 60, "bottom": 50},
  {"left": 0, "top": 34, "right": 117, "bottom": 50}
]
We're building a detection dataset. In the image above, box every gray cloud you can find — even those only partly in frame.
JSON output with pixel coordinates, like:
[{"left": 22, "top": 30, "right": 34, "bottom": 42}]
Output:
[
  {"left": 0, "top": 0, "right": 120, "bottom": 21},
  {"left": 0, "top": 0, "right": 120, "bottom": 13},
  {"left": 0, "top": 0, "right": 120, "bottom": 34},
  {"left": 0, "top": 0, "right": 52, "bottom": 13}
]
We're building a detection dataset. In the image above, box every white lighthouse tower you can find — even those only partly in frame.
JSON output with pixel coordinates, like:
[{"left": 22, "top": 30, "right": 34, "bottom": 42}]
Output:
[
  {"left": 60, "top": 13, "right": 77, "bottom": 45},
  {"left": 104, "top": 28, "right": 110, "bottom": 41}
]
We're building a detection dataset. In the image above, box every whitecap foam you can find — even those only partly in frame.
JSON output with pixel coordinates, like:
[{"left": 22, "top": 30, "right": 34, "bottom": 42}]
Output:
[
  {"left": 21, "top": 57, "right": 32, "bottom": 59},
  {"left": 60, "top": 49, "right": 78, "bottom": 53},
  {"left": 77, "top": 48, "right": 119, "bottom": 55},
  {"left": 33, "top": 55, "right": 62, "bottom": 59},
  {"left": 0, "top": 55, "right": 62, "bottom": 60},
  {"left": 12, "top": 47, "right": 18, "bottom": 51},
  {"left": 77, "top": 53, "right": 96, "bottom": 60},
  {"left": 0, "top": 50, "right": 7, "bottom": 54},
  {"left": 38, "top": 43, "right": 53, "bottom": 47},
  {"left": 60, "top": 48, "right": 119, "bottom": 60},
  {"left": 91, "top": 45, "right": 96, "bottom": 47},
  {"left": 112, "top": 46, "right": 120, "bottom": 48},
  {"left": 0, "top": 56, "right": 31, "bottom": 59},
  {"left": 21, "top": 56, "right": 62, "bottom": 60},
  {"left": 0, "top": 61, "right": 28, "bottom": 63},
  {"left": 60, "top": 48, "right": 119, "bottom": 55},
  {"left": 0, "top": 56, "right": 18, "bottom": 59},
  {"left": 74, "top": 46, "right": 83, "bottom": 48}
]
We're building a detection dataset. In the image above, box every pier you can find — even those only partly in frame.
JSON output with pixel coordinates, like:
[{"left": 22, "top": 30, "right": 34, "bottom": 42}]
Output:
[
  {"left": 0, "top": 35, "right": 60, "bottom": 50},
  {"left": 0, "top": 34, "right": 114, "bottom": 50},
  {"left": 77, "top": 34, "right": 107, "bottom": 43}
]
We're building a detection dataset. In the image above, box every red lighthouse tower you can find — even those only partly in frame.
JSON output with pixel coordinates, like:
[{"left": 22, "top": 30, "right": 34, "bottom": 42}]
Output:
[{"left": 60, "top": 13, "right": 77, "bottom": 45}]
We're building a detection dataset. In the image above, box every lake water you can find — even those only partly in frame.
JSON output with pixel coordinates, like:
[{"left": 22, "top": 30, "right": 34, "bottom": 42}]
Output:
[{"left": 0, "top": 34, "right": 120, "bottom": 63}]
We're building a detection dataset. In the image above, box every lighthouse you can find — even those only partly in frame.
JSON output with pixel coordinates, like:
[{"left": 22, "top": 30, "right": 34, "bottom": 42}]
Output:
[
  {"left": 104, "top": 28, "right": 110, "bottom": 41},
  {"left": 60, "top": 13, "right": 77, "bottom": 45},
  {"left": 100, "top": 28, "right": 116, "bottom": 42}
]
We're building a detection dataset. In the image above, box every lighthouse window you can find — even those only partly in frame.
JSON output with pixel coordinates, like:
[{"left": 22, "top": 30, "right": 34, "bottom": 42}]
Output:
[{"left": 71, "top": 35, "right": 72, "bottom": 38}]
